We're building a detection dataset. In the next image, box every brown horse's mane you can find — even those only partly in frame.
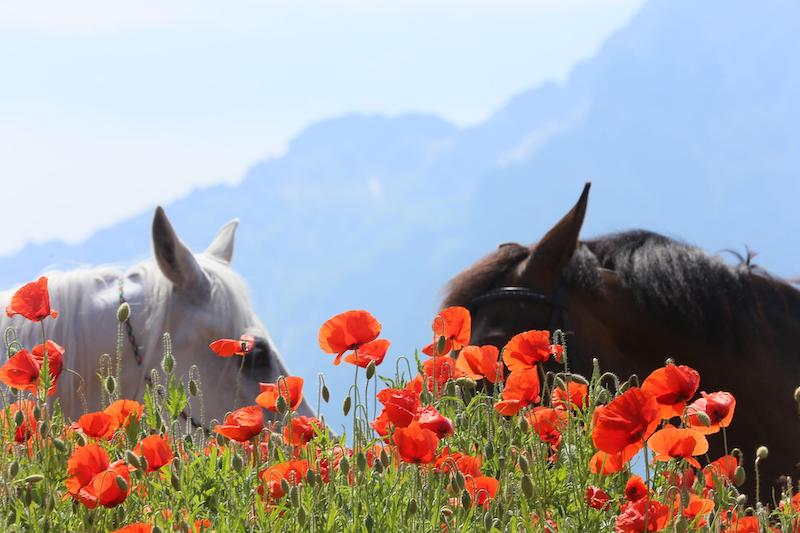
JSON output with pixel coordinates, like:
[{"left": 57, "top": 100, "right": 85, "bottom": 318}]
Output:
[{"left": 445, "top": 230, "right": 800, "bottom": 351}]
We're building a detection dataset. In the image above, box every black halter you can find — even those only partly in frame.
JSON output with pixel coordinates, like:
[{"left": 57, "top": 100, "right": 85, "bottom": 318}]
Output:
[{"left": 467, "top": 279, "right": 570, "bottom": 333}]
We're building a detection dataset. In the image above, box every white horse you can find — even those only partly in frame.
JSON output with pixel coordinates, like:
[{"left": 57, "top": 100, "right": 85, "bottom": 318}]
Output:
[{"left": 0, "top": 207, "right": 313, "bottom": 426}]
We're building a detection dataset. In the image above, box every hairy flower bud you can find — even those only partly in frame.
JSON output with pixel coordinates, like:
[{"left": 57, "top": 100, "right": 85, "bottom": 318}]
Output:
[
  {"left": 53, "top": 438, "right": 66, "bottom": 452},
  {"left": 365, "top": 361, "right": 376, "bottom": 380},
  {"left": 322, "top": 384, "right": 330, "bottom": 403},
  {"left": 8, "top": 461, "right": 19, "bottom": 478},
  {"left": 694, "top": 411, "right": 712, "bottom": 427},
  {"left": 188, "top": 379, "right": 198, "bottom": 397},
  {"left": 518, "top": 455, "right": 530, "bottom": 475},
  {"left": 356, "top": 451, "right": 367, "bottom": 473},
  {"left": 105, "top": 375, "right": 116, "bottom": 395},
  {"left": 117, "top": 302, "right": 130, "bottom": 323},
  {"left": 170, "top": 470, "right": 180, "bottom": 491},
  {"left": 522, "top": 475, "right": 535, "bottom": 500},
  {"left": 343, "top": 396, "right": 352, "bottom": 416},
  {"left": 115, "top": 475, "right": 129, "bottom": 492},
  {"left": 735, "top": 466, "right": 747, "bottom": 487},
  {"left": 406, "top": 498, "right": 418, "bottom": 517},
  {"left": 461, "top": 489, "right": 472, "bottom": 509},
  {"left": 162, "top": 353, "right": 175, "bottom": 375},
  {"left": 13, "top": 409, "right": 24, "bottom": 428},
  {"left": 756, "top": 446, "right": 769, "bottom": 460}
]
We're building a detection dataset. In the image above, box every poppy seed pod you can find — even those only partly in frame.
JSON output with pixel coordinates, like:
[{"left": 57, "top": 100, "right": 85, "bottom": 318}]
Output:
[
  {"left": 117, "top": 302, "right": 130, "bottom": 323},
  {"left": 756, "top": 446, "right": 769, "bottom": 460}
]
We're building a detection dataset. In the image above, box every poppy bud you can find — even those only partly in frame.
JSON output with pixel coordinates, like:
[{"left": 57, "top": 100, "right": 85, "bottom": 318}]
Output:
[
  {"left": 518, "top": 455, "right": 530, "bottom": 475},
  {"left": 125, "top": 450, "right": 140, "bottom": 469},
  {"left": 170, "top": 470, "right": 181, "bottom": 491},
  {"left": 280, "top": 478, "right": 290, "bottom": 496},
  {"left": 674, "top": 515, "right": 688, "bottom": 533},
  {"left": 232, "top": 453, "right": 244, "bottom": 472},
  {"left": 737, "top": 494, "right": 748, "bottom": 507},
  {"left": 437, "top": 335, "right": 448, "bottom": 355},
  {"left": 456, "top": 377, "right": 476, "bottom": 391},
  {"left": 306, "top": 470, "right": 316, "bottom": 487},
  {"left": 53, "top": 438, "right": 66, "bottom": 452},
  {"left": 518, "top": 416, "right": 530, "bottom": 433},
  {"left": 440, "top": 506, "right": 453, "bottom": 519},
  {"left": 162, "top": 353, "right": 175, "bottom": 374},
  {"left": 365, "top": 361, "right": 376, "bottom": 380},
  {"left": 455, "top": 471, "right": 466, "bottom": 491},
  {"left": 373, "top": 458, "right": 384, "bottom": 475},
  {"left": 153, "top": 527, "right": 164, "bottom": 533},
  {"left": 420, "top": 390, "right": 433, "bottom": 404},
  {"left": 484, "top": 442, "right": 494, "bottom": 460},
  {"left": 483, "top": 513, "right": 494, "bottom": 530},
  {"left": 38, "top": 420, "right": 49, "bottom": 439},
  {"left": 105, "top": 375, "right": 116, "bottom": 395},
  {"left": 117, "top": 302, "right": 130, "bottom": 323},
  {"left": 343, "top": 396, "right": 352, "bottom": 416},
  {"left": 365, "top": 514, "right": 374, "bottom": 533},
  {"left": 694, "top": 411, "right": 712, "bottom": 427},
  {"left": 664, "top": 357, "right": 675, "bottom": 366},
  {"left": 8, "top": 461, "right": 19, "bottom": 478},
  {"left": 794, "top": 386, "right": 800, "bottom": 404},
  {"left": 444, "top": 380, "right": 456, "bottom": 397},
  {"left": 298, "top": 505, "right": 307, "bottom": 526},
  {"left": 276, "top": 395, "right": 288, "bottom": 414},
  {"left": 76, "top": 433, "right": 87, "bottom": 447},
  {"left": 461, "top": 489, "right": 472, "bottom": 509},
  {"left": 522, "top": 475, "right": 535, "bottom": 500},
  {"left": 189, "top": 379, "right": 198, "bottom": 397},
  {"left": 33, "top": 404, "right": 41, "bottom": 419},
  {"left": 380, "top": 449, "right": 390, "bottom": 468},
  {"left": 322, "top": 384, "right": 330, "bottom": 403},
  {"left": 756, "top": 446, "right": 769, "bottom": 460},
  {"left": 340, "top": 456, "right": 350, "bottom": 477},
  {"left": 23, "top": 485, "right": 32, "bottom": 506},
  {"left": 406, "top": 498, "right": 418, "bottom": 517},
  {"left": 183, "top": 433, "right": 192, "bottom": 446},
  {"left": 290, "top": 485, "right": 300, "bottom": 506},
  {"left": 13, "top": 409, "right": 24, "bottom": 428},
  {"left": 356, "top": 451, "right": 367, "bottom": 473},
  {"left": 139, "top": 455, "right": 149, "bottom": 472},
  {"left": 735, "top": 466, "right": 746, "bottom": 487},
  {"left": 115, "top": 475, "right": 129, "bottom": 492}
]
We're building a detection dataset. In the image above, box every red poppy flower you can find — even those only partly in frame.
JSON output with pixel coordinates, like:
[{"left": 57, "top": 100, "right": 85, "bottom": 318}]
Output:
[
  {"left": 421, "top": 356, "right": 462, "bottom": 393},
  {"left": 318, "top": 310, "right": 382, "bottom": 365},
  {"left": 526, "top": 407, "right": 567, "bottom": 448},
  {"left": 625, "top": 475, "right": 648, "bottom": 502},
  {"left": 687, "top": 391, "right": 736, "bottom": 435},
  {"left": 209, "top": 334, "right": 255, "bottom": 357},
  {"left": 455, "top": 345, "right": 501, "bottom": 383},
  {"left": 417, "top": 405, "right": 454, "bottom": 438},
  {"left": 77, "top": 411, "right": 118, "bottom": 440},
  {"left": 256, "top": 376, "right": 304, "bottom": 412},
  {"left": 615, "top": 498, "right": 671, "bottom": 533},
  {"left": 393, "top": 421, "right": 439, "bottom": 464},
  {"left": 464, "top": 475, "right": 499, "bottom": 509},
  {"left": 0, "top": 350, "right": 40, "bottom": 393},
  {"left": 214, "top": 405, "right": 264, "bottom": 442},
  {"left": 647, "top": 425, "right": 708, "bottom": 469},
  {"left": 422, "top": 306, "right": 471, "bottom": 356},
  {"left": 283, "top": 416, "right": 322, "bottom": 446},
  {"left": 677, "top": 494, "right": 714, "bottom": 527},
  {"left": 371, "top": 408, "right": 392, "bottom": 437},
  {"left": 5, "top": 276, "right": 58, "bottom": 321},
  {"left": 1, "top": 400, "right": 37, "bottom": 443},
  {"left": 721, "top": 514, "right": 761, "bottom": 533},
  {"left": 494, "top": 367, "right": 541, "bottom": 416},
  {"left": 641, "top": 364, "right": 700, "bottom": 419},
  {"left": 31, "top": 340, "right": 64, "bottom": 394},
  {"left": 585, "top": 485, "right": 611, "bottom": 510},
  {"left": 134, "top": 434, "right": 174, "bottom": 472},
  {"left": 66, "top": 443, "right": 131, "bottom": 508},
  {"left": 104, "top": 399, "right": 144, "bottom": 428},
  {"left": 591, "top": 387, "right": 660, "bottom": 455},
  {"left": 259, "top": 459, "right": 310, "bottom": 500},
  {"left": 552, "top": 381, "right": 589, "bottom": 410},
  {"left": 703, "top": 455, "right": 738, "bottom": 489},
  {"left": 377, "top": 387, "right": 420, "bottom": 428},
  {"left": 588, "top": 448, "right": 638, "bottom": 475},
  {"left": 502, "top": 330, "right": 561, "bottom": 372},
  {"left": 110, "top": 524, "right": 153, "bottom": 533},
  {"left": 343, "top": 338, "right": 390, "bottom": 367},
  {"left": 434, "top": 448, "right": 482, "bottom": 477}
]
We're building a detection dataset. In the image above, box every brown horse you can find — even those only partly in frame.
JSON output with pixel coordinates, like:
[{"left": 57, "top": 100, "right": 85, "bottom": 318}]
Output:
[{"left": 442, "top": 182, "right": 800, "bottom": 501}]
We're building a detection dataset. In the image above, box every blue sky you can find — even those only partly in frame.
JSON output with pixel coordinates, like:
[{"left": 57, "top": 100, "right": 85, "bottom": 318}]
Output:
[{"left": 0, "top": 0, "right": 643, "bottom": 255}]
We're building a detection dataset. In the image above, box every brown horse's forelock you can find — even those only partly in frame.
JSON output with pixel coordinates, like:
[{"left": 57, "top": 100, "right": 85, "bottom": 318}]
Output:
[{"left": 445, "top": 229, "right": 800, "bottom": 351}]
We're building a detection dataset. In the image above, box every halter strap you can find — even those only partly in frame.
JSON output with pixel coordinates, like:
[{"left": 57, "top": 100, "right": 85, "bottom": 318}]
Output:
[{"left": 468, "top": 280, "right": 570, "bottom": 333}]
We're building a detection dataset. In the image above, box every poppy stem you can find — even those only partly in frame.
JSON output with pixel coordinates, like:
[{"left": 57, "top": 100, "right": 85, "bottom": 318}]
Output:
[{"left": 643, "top": 442, "right": 651, "bottom": 532}]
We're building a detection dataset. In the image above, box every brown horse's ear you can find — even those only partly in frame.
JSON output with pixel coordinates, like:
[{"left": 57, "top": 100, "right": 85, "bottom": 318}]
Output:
[{"left": 519, "top": 182, "right": 590, "bottom": 286}]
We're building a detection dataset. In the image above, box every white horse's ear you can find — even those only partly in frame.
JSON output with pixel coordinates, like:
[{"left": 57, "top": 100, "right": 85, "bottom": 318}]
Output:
[
  {"left": 152, "top": 206, "right": 210, "bottom": 295},
  {"left": 205, "top": 219, "right": 239, "bottom": 263}
]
